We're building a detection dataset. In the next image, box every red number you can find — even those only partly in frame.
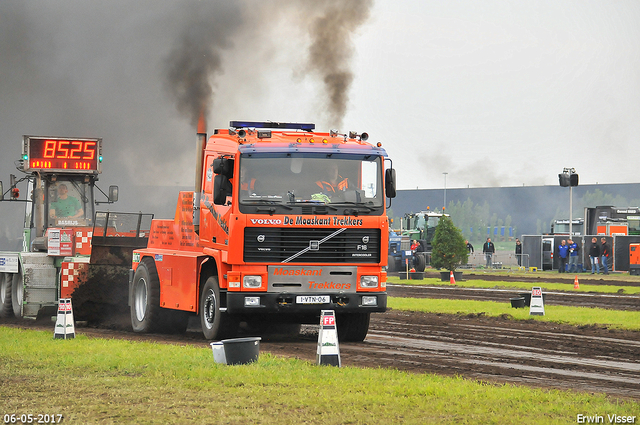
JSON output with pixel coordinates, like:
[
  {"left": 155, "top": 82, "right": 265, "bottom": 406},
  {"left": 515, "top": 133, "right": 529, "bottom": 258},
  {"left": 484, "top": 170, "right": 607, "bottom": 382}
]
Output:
[
  {"left": 69, "top": 141, "right": 83, "bottom": 159},
  {"left": 57, "top": 141, "right": 70, "bottom": 158},
  {"left": 44, "top": 140, "right": 56, "bottom": 158},
  {"left": 83, "top": 141, "right": 96, "bottom": 160}
]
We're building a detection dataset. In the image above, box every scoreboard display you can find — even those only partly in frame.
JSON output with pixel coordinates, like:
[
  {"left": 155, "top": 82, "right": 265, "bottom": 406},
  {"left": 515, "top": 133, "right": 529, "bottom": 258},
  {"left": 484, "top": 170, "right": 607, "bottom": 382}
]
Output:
[{"left": 22, "top": 136, "right": 102, "bottom": 173}]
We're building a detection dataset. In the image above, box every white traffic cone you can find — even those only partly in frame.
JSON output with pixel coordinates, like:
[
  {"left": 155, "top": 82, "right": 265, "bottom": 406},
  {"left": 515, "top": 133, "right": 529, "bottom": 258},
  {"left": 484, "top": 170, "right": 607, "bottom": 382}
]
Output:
[
  {"left": 316, "top": 310, "right": 341, "bottom": 367},
  {"left": 54, "top": 299, "right": 75, "bottom": 339}
]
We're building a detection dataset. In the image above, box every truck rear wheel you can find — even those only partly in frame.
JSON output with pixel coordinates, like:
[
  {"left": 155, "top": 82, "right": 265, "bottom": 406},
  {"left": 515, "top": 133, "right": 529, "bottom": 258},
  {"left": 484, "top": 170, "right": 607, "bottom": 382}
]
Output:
[
  {"left": 11, "top": 268, "right": 23, "bottom": 319},
  {"left": 0, "top": 273, "right": 12, "bottom": 318},
  {"left": 130, "top": 258, "right": 161, "bottom": 333},
  {"left": 336, "top": 312, "right": 370, "bottom": 342},
  {"left": 200, "top": 276, "right": 237, "bottom": 340}
]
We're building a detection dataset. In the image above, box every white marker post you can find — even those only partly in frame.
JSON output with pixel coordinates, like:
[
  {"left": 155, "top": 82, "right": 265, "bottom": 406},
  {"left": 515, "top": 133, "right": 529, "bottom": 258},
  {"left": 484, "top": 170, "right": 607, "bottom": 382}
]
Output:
[
  {"left": 316, "top": 310, "right": 341, "bottom": 367},
  {"left": 54, "top": 298, "right": 75, "bottom": 339},
  {"left": 529, "top": 287, "right": 545, "bottom": 316}
]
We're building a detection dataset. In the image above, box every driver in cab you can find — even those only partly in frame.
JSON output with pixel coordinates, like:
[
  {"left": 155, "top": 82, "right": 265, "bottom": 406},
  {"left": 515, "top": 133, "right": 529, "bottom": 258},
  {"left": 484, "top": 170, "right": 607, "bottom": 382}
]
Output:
[
  {"left": 316, "top": 163, "right": 350, "bottom": 194},
  {"left": 49, "top": 183, "right": 83, "bottom": 220}
]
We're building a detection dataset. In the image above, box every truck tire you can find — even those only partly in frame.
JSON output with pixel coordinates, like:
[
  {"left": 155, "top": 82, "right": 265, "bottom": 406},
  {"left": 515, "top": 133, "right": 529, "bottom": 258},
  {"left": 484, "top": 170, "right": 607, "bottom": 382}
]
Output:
[
  {"left": 414, "top": 253, "right": 426, "bottom": 272},
  {"left": 130, "top": 258, "right": 161, "bottom": 333},
  {"left": 0, "top": 273, "right": 12, "bottom": 319},
  {"left": 200, "top": 276, "right": 238, "bottom": 340},
  {"left": 336, "top": 312, "right": 370, "bottom": 342},
  {"left": 11, "top": 268, "right": 23, "bottom": 319}
]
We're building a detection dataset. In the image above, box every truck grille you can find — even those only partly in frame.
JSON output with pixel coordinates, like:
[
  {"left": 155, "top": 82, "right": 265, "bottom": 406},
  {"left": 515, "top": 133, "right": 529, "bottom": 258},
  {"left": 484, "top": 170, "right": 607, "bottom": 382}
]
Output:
[{"left": 244, "top": 227, "right": 380, "bottom": 263}]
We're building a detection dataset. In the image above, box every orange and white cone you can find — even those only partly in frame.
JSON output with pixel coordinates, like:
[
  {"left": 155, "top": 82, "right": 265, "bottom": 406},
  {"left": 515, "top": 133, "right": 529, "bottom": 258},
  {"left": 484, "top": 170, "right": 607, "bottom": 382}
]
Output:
[
  {"left": 574, "top": 276, "right": 579, "bottom": 289},
  {"left": 450, "top": 271, "right": 456, "bottom": 285}
]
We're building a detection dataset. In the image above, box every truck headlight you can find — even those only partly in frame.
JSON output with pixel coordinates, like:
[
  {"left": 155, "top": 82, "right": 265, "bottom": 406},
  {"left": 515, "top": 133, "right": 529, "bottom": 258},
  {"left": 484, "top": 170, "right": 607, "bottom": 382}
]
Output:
[
  {"left": 244, "top": 297, "right": 261, "bottom": 307},
  {"left": 362, "top": 296, "right": 378, "bottom": 306},
  {"left": 243, "top": 275, "right": 262, "bottom": 288},
  {"left": 360, "top": 276, "right": 378, "bottom": 288}
]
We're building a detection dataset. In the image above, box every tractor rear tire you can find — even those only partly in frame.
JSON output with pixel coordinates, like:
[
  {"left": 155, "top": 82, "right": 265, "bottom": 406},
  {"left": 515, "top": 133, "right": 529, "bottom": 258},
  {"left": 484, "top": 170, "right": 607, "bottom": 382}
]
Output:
[
  {"left": 200, "top": 276, "right": 238, "bottom": 340},
  {"left": 414, "top": 253, "right": 426, "bottom": 272},
  {"left": 130, "top": 258, "right": 161, "bottom": 333},
  {"left": 336, "top": 312, "right": 370, "bottom": 342},
  {"left": 11, "top": 268, "right": 23, "bottom": 319},
  {"left": 387, "top": 255, "right": 396, "bottom": 272},
  {"left": 0, "top": 273, "right": 12, "bottom": 319}
]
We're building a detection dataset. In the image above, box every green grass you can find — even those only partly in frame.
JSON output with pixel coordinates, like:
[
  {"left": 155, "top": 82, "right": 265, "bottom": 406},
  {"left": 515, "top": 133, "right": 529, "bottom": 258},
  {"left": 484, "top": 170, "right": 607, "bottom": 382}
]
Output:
[
  {"left": 1, "top": 327, "right": 637, "bottom": 424},
  {"left": 387, "top": 275, "right": 640, "bottom": 295},
  {"left": 389, "top": 298, "right": 640, "bottom": 330}
]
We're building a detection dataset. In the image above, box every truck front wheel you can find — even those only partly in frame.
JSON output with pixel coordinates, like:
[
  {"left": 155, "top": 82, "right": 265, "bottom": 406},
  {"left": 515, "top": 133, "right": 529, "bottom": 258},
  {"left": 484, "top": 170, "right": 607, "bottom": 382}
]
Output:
[
  {"left": 0, "top": 273, "right": 12, "bottom": 318},
  {"left": 200, "top": 276, "right": 237, "bottom": 340},
  {"left": 130, "top": 258, "right": 161, "bottom": 333},
  {"left": 337, "top": 312, "right": 370, "bottom": 342}
]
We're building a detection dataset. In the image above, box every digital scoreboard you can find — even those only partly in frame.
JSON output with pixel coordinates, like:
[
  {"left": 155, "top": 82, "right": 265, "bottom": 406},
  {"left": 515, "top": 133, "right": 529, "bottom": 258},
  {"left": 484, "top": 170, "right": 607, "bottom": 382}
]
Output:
[{"left": 22, "top": 136, "right": 102, "bottom": 173}]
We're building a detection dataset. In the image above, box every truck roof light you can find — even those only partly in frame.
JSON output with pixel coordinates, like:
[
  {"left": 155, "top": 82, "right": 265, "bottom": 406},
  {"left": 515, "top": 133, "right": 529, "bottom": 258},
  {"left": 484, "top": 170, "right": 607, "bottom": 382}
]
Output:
[{"left": 230, "top": 121, "right": 315, "bottom": 131}]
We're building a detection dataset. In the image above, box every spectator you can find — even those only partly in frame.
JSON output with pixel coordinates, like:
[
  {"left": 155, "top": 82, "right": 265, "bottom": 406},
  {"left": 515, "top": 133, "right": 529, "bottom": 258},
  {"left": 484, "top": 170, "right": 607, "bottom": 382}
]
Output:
[
  {"left": 515, "top": 238, "right": 523, "bottom": 266},
  {"left": 557, "top": 240, "right": 569, "bottom": 273},
  {"left": 567, "top": 239, "right": 580, "bottom": 273},
  {"left": 600, "top": 238, "right": 610, "bottom": 275},
  {"left": 466, "top": 240, "right": 474, "bottom": 254},
  {"left": 482, "top": 237, "right": 495, "bottom": 268},
  {"left": 589, "top": 237, "right": 601, "bottom": 274}
]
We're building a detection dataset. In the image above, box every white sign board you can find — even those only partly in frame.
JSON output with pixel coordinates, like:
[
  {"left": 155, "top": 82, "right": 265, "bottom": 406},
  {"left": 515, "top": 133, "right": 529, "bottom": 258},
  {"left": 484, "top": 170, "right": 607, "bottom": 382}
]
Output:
[{"left": 529, "top": 286, "right": 545, "bottom": 316}]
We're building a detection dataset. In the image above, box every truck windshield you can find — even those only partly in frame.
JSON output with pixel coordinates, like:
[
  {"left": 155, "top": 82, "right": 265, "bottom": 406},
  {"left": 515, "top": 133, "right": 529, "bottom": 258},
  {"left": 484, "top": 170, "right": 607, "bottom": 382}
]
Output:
[
  {"left": 238, "top": 153, "right": 384, "bottom": 214},
  {"left": 46, "top": 177, "right": 94, "bottom": 227}
]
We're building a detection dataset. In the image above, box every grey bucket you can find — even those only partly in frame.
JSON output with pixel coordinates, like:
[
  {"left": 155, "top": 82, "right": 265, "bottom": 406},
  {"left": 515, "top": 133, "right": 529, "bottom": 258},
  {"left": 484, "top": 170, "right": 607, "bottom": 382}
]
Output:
[{"left": 222, "top": 337, "right": 261, "bottom": 365}]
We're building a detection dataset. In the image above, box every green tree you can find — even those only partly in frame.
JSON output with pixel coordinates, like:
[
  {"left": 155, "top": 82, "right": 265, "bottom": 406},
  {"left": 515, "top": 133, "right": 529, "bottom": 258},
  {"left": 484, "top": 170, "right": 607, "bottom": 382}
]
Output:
[{"left": 430, "top": 216, "right": 468, "bottom": 272}]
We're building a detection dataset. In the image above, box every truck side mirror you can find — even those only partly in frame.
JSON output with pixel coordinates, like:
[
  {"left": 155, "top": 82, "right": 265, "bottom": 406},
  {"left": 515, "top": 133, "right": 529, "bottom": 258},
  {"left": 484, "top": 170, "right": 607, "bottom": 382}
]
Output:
[
  {"left": 108, "top": 185, "right": 119, "bottom": 202},
  {"left": 213, "top": 174, "right": 232, "bottom": 205},
  {"left": 385, "top": 168, "right": 396, "bottom": 198}
]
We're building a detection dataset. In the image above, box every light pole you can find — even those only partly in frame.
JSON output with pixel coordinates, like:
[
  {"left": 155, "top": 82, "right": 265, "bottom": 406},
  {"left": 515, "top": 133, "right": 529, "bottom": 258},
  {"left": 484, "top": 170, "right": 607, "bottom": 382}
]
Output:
[
  {"left": 443, "top": 172, "right": 448, "bottom": 211},
  {"left": 559, "top": 168, "right": 579, "bottom": 235}
]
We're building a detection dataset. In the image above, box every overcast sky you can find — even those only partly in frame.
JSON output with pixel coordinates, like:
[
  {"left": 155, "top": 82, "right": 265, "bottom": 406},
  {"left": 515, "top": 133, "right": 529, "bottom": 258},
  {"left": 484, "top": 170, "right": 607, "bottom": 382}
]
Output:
[{"left": 1, "top": 0, "right": 639, "bottom": 198}]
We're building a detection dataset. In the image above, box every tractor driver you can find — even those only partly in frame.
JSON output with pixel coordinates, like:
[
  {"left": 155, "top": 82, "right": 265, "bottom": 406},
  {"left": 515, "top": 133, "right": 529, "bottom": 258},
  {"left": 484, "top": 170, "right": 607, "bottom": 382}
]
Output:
[
  {"left": 316, "top": 163, "right": 351, "bottom": 195},
  {"left": 49, "top": 183, "right": 83, "bottom": 219}
]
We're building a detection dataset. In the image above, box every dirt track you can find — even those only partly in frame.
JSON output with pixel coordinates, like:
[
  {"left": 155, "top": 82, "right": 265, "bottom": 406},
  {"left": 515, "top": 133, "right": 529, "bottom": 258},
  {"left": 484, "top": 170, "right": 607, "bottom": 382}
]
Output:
[{"left": 2, "top": 275, "right": 639, "bottom": 401}]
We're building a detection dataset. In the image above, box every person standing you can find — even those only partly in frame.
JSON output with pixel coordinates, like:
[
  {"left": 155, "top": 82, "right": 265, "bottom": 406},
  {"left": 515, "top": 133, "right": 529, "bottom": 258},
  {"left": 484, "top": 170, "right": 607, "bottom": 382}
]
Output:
[
  {"left": 557, "top": 240, "right": 569, "bottom": 273},
  {"left": 483, "top": 238, "right": 495, "bottom": 269},
  {"left": 589, "top": 237, "right": 601, "bottom": 274},
  {"left": 567, "top": 239, "right": 579, "bottom": 273},
  {"left": 600, "top": 238, "right": 610, "bottom": 275},
  {"left": 515, "top": 238, "right": 523, "bottom": 266}
]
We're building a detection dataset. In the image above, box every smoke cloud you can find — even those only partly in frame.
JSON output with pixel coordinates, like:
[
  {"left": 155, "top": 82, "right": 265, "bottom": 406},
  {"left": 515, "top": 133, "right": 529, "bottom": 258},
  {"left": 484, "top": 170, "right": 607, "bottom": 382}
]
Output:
[
  {"left": 304, "top": 0, "right": 374, "bottom": 128},
  {"left": 163, "top": 3, "right": 242, "bottom": 129}
]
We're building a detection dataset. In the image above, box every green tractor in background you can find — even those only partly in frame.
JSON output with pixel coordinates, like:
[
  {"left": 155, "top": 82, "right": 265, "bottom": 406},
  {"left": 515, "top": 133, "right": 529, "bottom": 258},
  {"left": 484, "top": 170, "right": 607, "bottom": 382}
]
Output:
[{"left": 388, "top": 210, "right": 448, "bottom": 273}]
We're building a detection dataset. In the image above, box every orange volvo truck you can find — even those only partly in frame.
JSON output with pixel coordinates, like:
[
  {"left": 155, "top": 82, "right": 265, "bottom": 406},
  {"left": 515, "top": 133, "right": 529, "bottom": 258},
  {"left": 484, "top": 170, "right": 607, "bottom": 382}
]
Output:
[{"left": 130, "top": 121, "right": 397, "bottom": 341}]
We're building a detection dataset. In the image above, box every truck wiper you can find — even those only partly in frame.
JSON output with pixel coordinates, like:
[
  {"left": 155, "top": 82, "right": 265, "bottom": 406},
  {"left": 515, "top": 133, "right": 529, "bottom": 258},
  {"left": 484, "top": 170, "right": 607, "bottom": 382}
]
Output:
[
  {"left": 330, "top": 202, "right": 376, "bottom": 215},
  {"left": 288, "top": 200, "right": 338, "bottom": 211},
  {"left": 242, "top": 199, "right": 293, "bottom": 210}
]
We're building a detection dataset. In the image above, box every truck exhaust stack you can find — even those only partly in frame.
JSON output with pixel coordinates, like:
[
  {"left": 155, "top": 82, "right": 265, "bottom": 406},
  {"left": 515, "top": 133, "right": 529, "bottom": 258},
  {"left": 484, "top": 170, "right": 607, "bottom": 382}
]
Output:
[{"left": 194, "top": 112, "right": 207, "bottom": 233}]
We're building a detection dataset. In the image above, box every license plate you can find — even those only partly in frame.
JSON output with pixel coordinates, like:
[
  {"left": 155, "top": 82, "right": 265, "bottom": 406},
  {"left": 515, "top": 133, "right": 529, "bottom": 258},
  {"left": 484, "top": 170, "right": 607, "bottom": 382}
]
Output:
[{"left": 296, "top": 295, "right": 330, "bottom": 304}]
